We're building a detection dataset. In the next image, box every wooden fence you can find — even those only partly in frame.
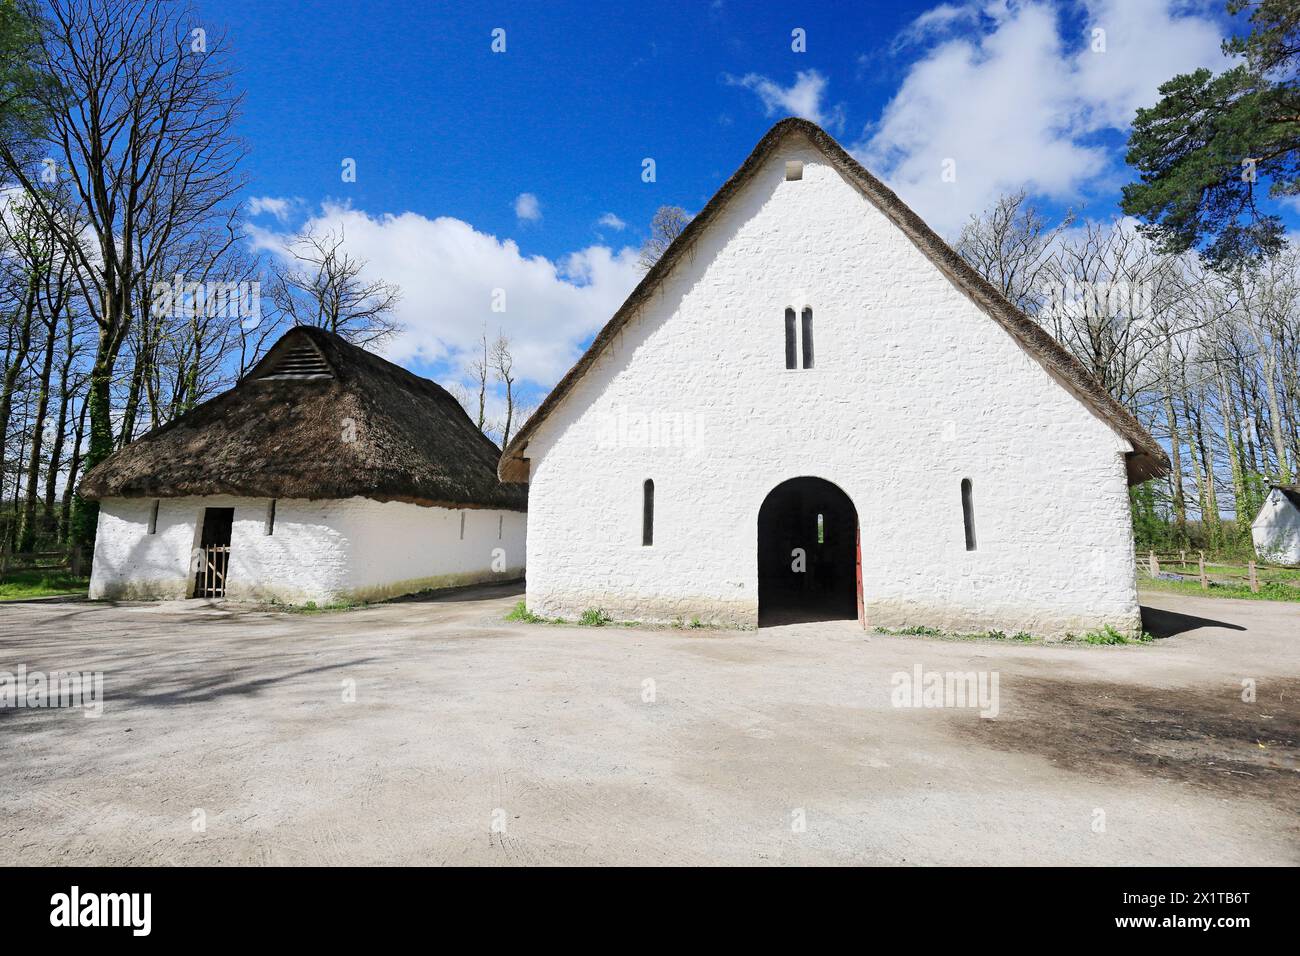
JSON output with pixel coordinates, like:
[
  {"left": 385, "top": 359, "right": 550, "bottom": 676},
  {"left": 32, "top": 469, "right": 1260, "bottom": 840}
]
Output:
[
  {"left": 1139, "top": 549, "right": 1300, "bottom": 593},
  {"left": 0, "top": 547, "right": 85, "bottom": 577}
]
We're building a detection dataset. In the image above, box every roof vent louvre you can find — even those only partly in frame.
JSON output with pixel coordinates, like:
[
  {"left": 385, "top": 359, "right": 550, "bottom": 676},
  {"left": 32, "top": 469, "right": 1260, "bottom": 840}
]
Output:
[{"left": 256, "top": 342, "right": 333, "bottom": 380}]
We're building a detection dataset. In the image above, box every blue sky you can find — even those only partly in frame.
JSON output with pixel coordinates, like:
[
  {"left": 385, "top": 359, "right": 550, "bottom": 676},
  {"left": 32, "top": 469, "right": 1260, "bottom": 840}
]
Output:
[{"left": 213, "top": 0, "right": 1255, "bottom": 426}]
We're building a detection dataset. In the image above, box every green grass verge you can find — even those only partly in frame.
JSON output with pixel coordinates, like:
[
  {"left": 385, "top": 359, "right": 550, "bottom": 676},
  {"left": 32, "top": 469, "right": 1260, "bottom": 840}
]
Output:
[
  {"left": 1061, "top": 625, "right": 1155, "bottom": 646},
  {"left": 874, "top": 625, "right": 1042, "bottom": 644},
  {"left": 875, "top": 624, "right": 1155, "bottom": 645},
  {"left": 281, "top": 598, "right": 368, "bottom": 614},
  {"left": 1140, "top": 576, "right": 1300, "bottom": 602},
  {"left": 0, "top": 570, "right": 89, "bottom": 601}
]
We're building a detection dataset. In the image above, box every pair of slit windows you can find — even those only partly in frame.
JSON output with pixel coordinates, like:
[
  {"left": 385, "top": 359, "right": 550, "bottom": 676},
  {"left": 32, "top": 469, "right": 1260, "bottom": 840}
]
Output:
[
  {"left": 784, "top": 308, "right": 813, "bottom": 369},
  {"left": 639, "top": 480, "right": 974, "bottom": 551}
]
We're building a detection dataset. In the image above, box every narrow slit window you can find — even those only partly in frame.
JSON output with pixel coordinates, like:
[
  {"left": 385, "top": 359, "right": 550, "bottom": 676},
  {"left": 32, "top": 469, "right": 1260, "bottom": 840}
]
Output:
[
  {"left": 784, "top": 308, "right": 797, "bottom": 369},
  {"left": 498, "top": 514, "right": 503, "bottom": 540},
  {"left": 460, "top": 511, "right": 466, "bottom": 541},
  {"left": 642, "top": 479, "right": 654, "bottom": 547},
  {"left": 801, "top": 307, "right": 814, "bottom": 368},
  {"left": 961, "top": 478, "right": 976, "bottom": 551},
  {"left": 147, "top": 499, "right": 159, "bottom": 535},
  {"left": 265, "top": 499, "right": 277, "bottom": 536},
  {"left": 817, "top": 513, "right": 824, "bottom": 544}
]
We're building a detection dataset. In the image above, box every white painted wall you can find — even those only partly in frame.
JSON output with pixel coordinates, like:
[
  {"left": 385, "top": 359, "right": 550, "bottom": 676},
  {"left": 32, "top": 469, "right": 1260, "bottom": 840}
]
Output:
[
  {"left": 1251, "top": 489, "right": 1300, "bottom": 565},
  {"left": 522, "top": 137, "right": 1140, "bottom": 635},
  {"left": 89, "top": 495, "right": 526, "bottom": 604}
]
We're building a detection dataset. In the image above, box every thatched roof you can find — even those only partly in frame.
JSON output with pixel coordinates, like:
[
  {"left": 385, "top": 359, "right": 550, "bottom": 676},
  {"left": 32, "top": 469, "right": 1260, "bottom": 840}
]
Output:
[
  {"left": 499, "top": 118, "right": 1170, "bottom": 486},
  {"left": 81, "top": 326, "right": 526, "bottom": 511},
  {"left": 1270, "top": 485, "right": 1300, "bottom": 511}
]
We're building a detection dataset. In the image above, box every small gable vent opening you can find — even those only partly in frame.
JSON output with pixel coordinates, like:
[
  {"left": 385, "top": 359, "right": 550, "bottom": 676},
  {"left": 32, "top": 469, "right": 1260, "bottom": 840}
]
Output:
[
  {"left": 257, "top": 342, "right": 333, "bottom": 380},
  {"left": 147, "top": 499, "right": 159, "bottom": 535},
  {"left": 785, "top": 160, "right": 803, "bottom": 181}
]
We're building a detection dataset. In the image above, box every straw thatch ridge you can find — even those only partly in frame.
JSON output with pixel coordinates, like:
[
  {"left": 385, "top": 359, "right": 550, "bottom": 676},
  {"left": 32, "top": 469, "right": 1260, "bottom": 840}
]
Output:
[
  {"left": 81, "top": 326, "right": 526, "bottom": 511},
  {"left": 498, "top": 117, "right": 1170, "bottom": 486}
]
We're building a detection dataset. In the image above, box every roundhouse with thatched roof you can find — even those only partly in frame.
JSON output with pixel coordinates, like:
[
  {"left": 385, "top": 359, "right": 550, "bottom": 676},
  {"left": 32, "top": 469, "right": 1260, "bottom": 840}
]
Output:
[
  {"left": 1252, "top": 485, "right": 1300, "bottom": 565},
  {"left": 498, "top": 119, "right": 1170, "bottom": 636},
  {"left": 81, "top": 326, "right": 526, "bottom": 603}
]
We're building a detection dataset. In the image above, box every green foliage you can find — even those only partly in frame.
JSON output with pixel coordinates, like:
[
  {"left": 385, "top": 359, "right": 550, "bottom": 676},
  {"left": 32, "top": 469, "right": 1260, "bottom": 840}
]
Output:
[
  {"left": 1130, "top": 482, "right": 1178, "bottom": 551},
  {"left": 0, "top": 0, "right": 54, "bottom": 158},
  {"left": 505, "top": 600, "right": 545, "bottom": 623},
  {"left": 0, "top": 569, "right": 87, "bottom": 600},
  {"left": 1121, "top": 1, "right": 1300, "bottom": 265},
  {"left": 1065, "top": 625, "right": 1155, "bottom": 645},
  {"left": 578, "top": 607, "right": 612, "bottom": 627}
]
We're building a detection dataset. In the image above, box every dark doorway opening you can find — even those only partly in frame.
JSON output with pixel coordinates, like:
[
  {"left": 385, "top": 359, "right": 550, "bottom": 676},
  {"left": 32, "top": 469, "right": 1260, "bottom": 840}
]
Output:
[
  {"left": 757, "top": 477, "right": 860, "bottom": 626},
  {"left": 194, "top": 507, "right": 234, "bottom": 598}
]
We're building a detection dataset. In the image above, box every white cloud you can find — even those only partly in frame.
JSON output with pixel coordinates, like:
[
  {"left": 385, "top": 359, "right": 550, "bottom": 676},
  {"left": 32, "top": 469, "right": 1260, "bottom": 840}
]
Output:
[
  {"left": 247, "top": 196, "right": 295, "bottom": 222},
  {"left": 725, "top": 69, "right": 845, "bottom": 131},
  {"left": 855, "top": 0, "right": 1229, "bottom": 235},
  {"left": 514, "top": 192, "right": 542, "bottom": 223},
  {"left": 892, "top": 1, "right": 983, "bottom": 50},
  {"left": 597, "top": 212, "right": 626, "bottom": 231},
  {"left": 248, "top": 204, "right": 640, "bottom": 400}
]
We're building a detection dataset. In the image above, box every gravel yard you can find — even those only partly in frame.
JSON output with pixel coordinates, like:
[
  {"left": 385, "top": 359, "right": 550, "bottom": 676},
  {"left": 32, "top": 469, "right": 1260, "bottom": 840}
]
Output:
[{"left": 1, "top": 584, "right": 1296, "bottom": 865}]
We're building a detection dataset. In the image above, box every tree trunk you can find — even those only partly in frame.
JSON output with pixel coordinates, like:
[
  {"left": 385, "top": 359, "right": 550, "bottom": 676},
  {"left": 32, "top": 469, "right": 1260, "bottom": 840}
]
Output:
[
  {"left": 61, "top": 396, "right": 89, "bottom": 544},
  {"left": 16, "top": 317, "right": 57, "bottom": 552},
  {"left": 1163, "top": 388, "right": 1187, "bottom": 543}
]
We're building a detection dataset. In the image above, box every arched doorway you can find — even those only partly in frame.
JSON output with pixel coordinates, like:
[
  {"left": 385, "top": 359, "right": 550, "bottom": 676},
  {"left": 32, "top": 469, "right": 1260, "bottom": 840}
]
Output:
[{"left": 757, "top": 477, "right": 861, "bottom": 626}]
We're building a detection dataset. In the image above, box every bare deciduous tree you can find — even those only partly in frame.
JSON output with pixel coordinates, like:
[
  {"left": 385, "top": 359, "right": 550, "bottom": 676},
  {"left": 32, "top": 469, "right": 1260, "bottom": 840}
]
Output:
[
  {"left": 492, "top": 332, "right": 516, "bottom": 447},
  {"left": 270, "top": 227, "right": 402, "bottom": 345},
  {"left": 955, "top": 190, "right": 1073, "bottom": 313},
  {"left": 0, "top": 0, "right": 246, "bottom": 546},
  {"left": 637, "top": 205, "right": 691, "bottom": 272}
]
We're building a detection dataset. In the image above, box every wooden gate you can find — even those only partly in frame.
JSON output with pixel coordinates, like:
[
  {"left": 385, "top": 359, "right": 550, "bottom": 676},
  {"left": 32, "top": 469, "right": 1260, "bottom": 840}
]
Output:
[{"left": 196, "top": 544, "right": 230, "bottom": 598}]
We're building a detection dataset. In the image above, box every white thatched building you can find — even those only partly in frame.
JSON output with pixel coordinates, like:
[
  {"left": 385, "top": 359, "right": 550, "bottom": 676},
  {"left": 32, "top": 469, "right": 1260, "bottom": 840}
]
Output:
[
  {"left": 1252, "top": 485, "right": 1300, "bottom": 565},
  {"left": 498, "top": 119, "right": 1169, "bottom": 636},
  {"left": 80, "top": 327, "right": 526, "bottom": 604}
]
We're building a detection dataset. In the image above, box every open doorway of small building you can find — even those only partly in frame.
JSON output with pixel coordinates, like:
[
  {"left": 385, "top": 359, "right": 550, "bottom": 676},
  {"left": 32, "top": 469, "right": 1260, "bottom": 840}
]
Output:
[
  {"left": 757, "top": 477, "right": 860, "bottom": 626},
  {"left": 194, "top": 507, "right": 234, "bottom": 598}
]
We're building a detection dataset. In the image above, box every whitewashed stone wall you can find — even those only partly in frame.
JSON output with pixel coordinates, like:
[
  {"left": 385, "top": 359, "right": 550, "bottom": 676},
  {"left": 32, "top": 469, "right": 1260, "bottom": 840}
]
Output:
[
  {"left": 1251, "top": 489, "right": 1300, "bottom": 564},
  {"left": 89, "top": 495, "right": 526, "bottom": 604},
  {"left": 523, "top": 137, "right": 1141, "bottom": 635}
]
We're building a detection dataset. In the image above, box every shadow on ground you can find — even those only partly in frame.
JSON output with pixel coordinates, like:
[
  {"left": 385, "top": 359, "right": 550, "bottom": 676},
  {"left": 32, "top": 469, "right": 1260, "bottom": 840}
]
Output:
[
  {"left": 959, "top": 675, "right": 1299, "bottom": 811},
  {"left": 1141, "top": 604, "right": 1248, "bottom": 638}
]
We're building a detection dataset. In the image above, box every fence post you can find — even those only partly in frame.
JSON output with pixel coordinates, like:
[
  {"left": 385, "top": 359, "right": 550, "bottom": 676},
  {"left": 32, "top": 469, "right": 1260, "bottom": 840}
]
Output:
[
  {"left": 1148, "top": 550, "right": 1159, "bottom": 576},
  {"left": 1249, "top": 560, "right": 1259, "bottom": 593},
  {"left": 1199, "top": 551, "right": 1208, "bottom": 590},
  {"left": 70, "top": 546, "right": 82, "bottom": 578},
  {"left": 1180, "top": 549, "right": 1186, "bottom": 568}
]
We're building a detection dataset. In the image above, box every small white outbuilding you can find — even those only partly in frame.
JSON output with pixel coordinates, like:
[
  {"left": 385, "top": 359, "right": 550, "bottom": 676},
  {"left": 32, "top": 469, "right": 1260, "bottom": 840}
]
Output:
[
  {"left": 1252, "top": 485, "right": 1300, "bottom": 565},
  {"left": 498, "top": 118, "right": 1170, "bottom": 636},
  {"left": 80, "top": 327, "right": 526, "bottom": 604}
]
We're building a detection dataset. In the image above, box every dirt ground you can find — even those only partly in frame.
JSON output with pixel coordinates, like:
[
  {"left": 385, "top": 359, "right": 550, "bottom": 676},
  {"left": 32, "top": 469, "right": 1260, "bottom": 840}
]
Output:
[{"left": 1, "top": 584, "right": 1296, "bottom": 866}]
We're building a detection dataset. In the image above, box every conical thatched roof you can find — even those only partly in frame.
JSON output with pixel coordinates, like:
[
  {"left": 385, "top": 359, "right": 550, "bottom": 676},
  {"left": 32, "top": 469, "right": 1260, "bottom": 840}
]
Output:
[
  {"left": 499, "top": 118, "right": 1170, "bottom": 486},
  {"left": 81, "top": 326, "right": 526, "bottom": 511}
]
